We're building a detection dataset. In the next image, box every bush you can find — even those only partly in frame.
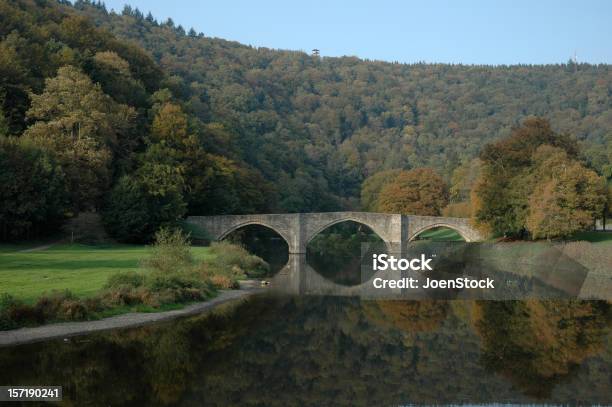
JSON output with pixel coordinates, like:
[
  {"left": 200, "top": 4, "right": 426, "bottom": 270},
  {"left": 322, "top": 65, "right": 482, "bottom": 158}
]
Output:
[
  {"left": 105, "top": 271, "right": 145, "bottom": 289},
  {"left": 99, "top": 285, "right": 141, "bottom": 308},
  {"left": 59, "top": 299, "right": 88, "bottom": 320},
  {"left": 146, "top": 271, "right": 198, "bottom": 290},
  {"left": 0, "top": 294, "right": 30, "bottom": 330},
  {"left": 141, "top": 228, "right": 193, "bottom": 273},
  {"left": 209, "top": 275, "right": 239, "bottom": 289},
  {"left": 208, "top": 242, "right": 269, "bottom": 277},
  {"left": 34, "top": 290, "right": 88, "bottom": 321}
]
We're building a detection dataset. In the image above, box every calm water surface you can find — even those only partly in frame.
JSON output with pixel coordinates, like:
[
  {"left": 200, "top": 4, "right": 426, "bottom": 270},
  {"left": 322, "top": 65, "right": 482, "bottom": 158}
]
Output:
[{"left": 0, "top": 230, "right": 610, "bottom": 406}]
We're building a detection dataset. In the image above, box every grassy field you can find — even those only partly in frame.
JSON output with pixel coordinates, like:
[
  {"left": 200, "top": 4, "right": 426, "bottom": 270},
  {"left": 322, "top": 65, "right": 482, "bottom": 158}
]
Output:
[
  {"left": 0, "top": 243, "right": 213, "bottom": 303},
  {"left": 571, "top": 231, "right": 612, "bottom": 243},
  {"left": 415, "top": 227, "right": 465, "bottom": 241},
  {"left": 416, "top": 227, "right": 612, "bottom": 244}
]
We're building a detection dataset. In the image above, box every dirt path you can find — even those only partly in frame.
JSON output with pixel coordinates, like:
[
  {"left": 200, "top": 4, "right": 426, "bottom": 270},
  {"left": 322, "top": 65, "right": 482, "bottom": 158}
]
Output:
[
  {"left": 0, "top": 283, "right": 264, "bottom": 347},
  {"left": 18, "top": 240, "right": 64, "bottom": 252}
]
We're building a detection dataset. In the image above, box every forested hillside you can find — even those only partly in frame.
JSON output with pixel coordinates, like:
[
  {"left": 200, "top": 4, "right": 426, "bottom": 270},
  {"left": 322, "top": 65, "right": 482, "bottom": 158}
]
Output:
[
  {"left": 0, "top": 0, "right": 610, "bottom": 241},
  {"left": 79, "top": 1, "right": 612, "bottom": 200}
]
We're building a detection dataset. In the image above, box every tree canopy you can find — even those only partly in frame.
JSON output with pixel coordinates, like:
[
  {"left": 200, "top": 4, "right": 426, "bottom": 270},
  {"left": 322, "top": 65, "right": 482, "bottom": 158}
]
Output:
[
  {"left": 473, "top": 119, "right": 606, "bottom": 239},
  {"left": 376, "top": 168, "right": 449, "bottom": 216}
]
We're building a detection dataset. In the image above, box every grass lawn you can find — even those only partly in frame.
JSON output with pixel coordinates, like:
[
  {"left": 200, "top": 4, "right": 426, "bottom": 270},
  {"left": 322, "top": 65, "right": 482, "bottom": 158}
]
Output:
[
  {"left": 0, "top": 243, "right": 213, "bottom": 303},
  {"left": 571, "top": 231, "right": 612, "bottom": 244},
  {"left": 415, "top": 227, "right": 465, "bottom": 242}
]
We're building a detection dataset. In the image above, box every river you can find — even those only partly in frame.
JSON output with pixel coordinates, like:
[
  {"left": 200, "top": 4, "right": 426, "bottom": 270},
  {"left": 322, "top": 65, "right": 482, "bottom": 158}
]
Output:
[{"left": 0, "top": 228, "right": 610, "bottom": 406}]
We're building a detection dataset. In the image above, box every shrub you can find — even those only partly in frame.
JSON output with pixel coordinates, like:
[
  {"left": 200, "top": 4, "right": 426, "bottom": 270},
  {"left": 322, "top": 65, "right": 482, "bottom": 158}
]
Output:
[
  {"left": 59, "top": 299, "right": 88, "bottom": 320},
  {"left": 105, "top": 271, "right": 145, "bottom": 289},
  {"left": 141, "top": 228, "right": 193, "bottom": 273},
  {"left": 33, "top": 290, "right": 95, "bottom": 322},
  {"left": 210, "top": 275, "right": 240, "bottom": 289},
  {"left": 146, "top": 273, "right": 202, "bottom": 291},
  {"left": 0, "top": 294, "right": 35, "bottom": 329},
  {"left": 208, "top": 242, "right": 269, "bottom": 277},
  {"left": 98, "top": 285, "right": 159, "bottom": 308},
  {"left": 83, "top": 297, "right": 104, "bottom": 313}
]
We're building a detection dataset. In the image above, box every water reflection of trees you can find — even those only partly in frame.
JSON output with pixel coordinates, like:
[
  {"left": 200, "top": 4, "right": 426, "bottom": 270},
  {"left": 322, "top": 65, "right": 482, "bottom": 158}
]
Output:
[
  {"left": 363, "top": 300, "right": 449, "bottom": 333},
  {"left": 473, "top": 300, "right": 611, "bottom": 398},
  {"left": 0, "top": 297, "right": 609, "bottom": 406},
  {"left": 306, "top": 222, "right": 382, "bottom": 286}
]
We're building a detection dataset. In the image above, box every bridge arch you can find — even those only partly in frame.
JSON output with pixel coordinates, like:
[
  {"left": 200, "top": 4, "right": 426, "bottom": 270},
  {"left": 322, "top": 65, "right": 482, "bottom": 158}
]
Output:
[
  {"left": 304, "top": 217, "right": 386, "bottom": 247},
  {"left": 217, "top": 221, "right": 292, "bottom": 250},
  {"left": 406, "top": 215, "right": 482, "bottom": 243},
  {"left": 300, "top": 212, "right": 405, "bottom": 253},
  {"left": 408, "top": 223, "right": 469, "bottom": 242}
]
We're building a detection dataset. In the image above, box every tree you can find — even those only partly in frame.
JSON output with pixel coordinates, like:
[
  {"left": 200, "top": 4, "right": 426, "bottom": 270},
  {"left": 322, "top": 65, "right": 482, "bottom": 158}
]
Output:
[
  {"left": 23, "top": 66, "right": 135, "bottom": 212},
  {"left": 0, "top": 37, "right": 29, "bottom": 134},
  {"left": 376, "top": 168, "right": 449, "bottom": 216},
  {"left": 0, "top": 137, "right": 69, "bottom": 240},
  {"left": 145, "top": 102, "right": 272, "bottom": 215},
  {"left": 101, "top": 164, "right": 186, "bottom": 243},
  {"left": 449, "top": 159, "right": 481, "bottom": 203},
  {"left": 0, "top": 105, "right": 9, "bottom": 137},
  {"left": 526, "top": 147, "right": 606, "bottom": 239},
  {"left": 473, "top": 118, "right": 585, "bottom": 237},
  {"left": 360, "top": 169, "right": 402, "bottom": 211},
  {"left": 90, "top": 51, "right": 147, "bottom": 107}
]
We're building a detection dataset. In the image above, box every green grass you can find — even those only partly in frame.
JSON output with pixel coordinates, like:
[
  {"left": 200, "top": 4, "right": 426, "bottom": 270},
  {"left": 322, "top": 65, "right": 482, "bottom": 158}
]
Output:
[
  {"left": 571, "top": 231, "right": 612, "bottom": 244},
  {"left": 0, "top": 243, "right": 213, "bottom": 303},
  {"left": 414, "top": 227, "right": 465, "bottom": 242}
]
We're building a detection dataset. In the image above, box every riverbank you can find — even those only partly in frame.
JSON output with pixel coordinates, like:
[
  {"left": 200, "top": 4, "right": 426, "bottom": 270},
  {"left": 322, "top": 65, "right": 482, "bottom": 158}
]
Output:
[
  {"left": 0, "top": 281, "right": 264, "bottom": 347},
  {"left": 0, "top": 243, "right": 214, "bottom": 302}
]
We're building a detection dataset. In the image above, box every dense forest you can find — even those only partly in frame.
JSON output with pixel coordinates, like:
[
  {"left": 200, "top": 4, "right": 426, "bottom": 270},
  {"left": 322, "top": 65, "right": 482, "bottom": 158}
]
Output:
[{"left": 0, "top": 0, "right": 610, "bottom": 241}]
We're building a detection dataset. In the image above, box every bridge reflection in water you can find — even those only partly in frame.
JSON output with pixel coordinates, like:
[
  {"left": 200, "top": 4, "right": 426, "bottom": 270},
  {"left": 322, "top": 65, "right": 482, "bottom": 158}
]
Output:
[{"left": 268, "top": 242, "right": 611, "bottom": 301}]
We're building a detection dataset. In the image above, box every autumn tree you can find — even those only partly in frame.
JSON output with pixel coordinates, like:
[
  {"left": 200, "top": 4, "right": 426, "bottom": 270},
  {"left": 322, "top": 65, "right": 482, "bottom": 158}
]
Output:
[
  {"left": 376, "top": 168, "right": 449, "bottom": 216},
  {"left": 526, "top": 146, "right": 606, "bottom": 239},
  {"left": 443, "top": 159, "right": 481, "bottom": 218},
  {"left": 473, "top": 118, "right": 586, "bottom": 237},
  {"left": 23, "top": 66, "right": 135, "bottom": 212},
  {"left": 360, "top": 169, "right": 402, "bottom": 211}
]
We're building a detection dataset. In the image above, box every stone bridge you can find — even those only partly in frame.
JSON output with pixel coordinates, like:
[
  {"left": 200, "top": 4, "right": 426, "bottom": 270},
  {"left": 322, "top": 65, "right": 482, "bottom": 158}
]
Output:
[{"left": 186, "top": 212, "right": 483, "bottom": 253}]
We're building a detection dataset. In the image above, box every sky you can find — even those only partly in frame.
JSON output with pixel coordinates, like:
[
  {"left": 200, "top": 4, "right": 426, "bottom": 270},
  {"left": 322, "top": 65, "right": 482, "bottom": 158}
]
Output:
[{"left": 102, "top": 0, "right": 612, "bottom": 65}]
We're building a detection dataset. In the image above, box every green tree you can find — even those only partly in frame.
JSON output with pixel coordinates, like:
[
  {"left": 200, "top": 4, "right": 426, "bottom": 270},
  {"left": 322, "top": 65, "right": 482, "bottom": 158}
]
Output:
[
  {"left": 0, "top": 105, "right": 9, "bottom": 137},
  {"left": 376, "top": 168, "right": 449, "bottom": 216},
  {"left": 101, "top": 165, "right": 186, "bottom": 243},
  {"left": 90, "top": 51, "right": 148, "bottom": 107},
  {"left": 0, "top": 37, "right": 29, "bottom": 133},
  {"left": 0, "top": 137, "right": 69, "bottom": 240},
  {"left": 146, "top": 102, "right": 271, "bottom": 215}
]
